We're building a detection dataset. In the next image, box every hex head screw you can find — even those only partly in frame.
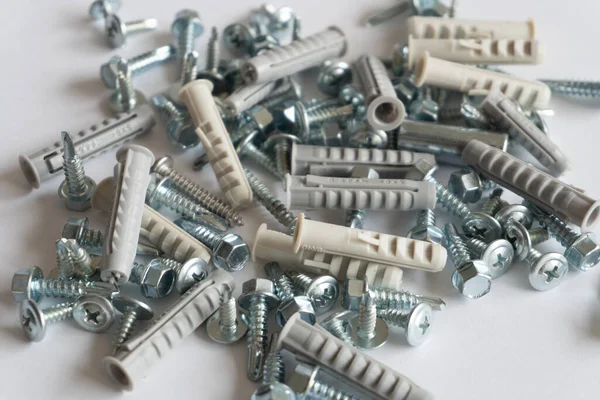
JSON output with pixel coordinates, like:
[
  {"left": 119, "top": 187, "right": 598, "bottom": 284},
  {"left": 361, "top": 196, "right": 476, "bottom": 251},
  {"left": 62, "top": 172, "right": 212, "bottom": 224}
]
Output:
[
  {"left": 207, "top": 289, "right": 248, "bottom": 344},
  {"left": 377, "top": 303, "right": 434, "bottom": 346},
  {"left": 128, "top": 259, "right": 175, "bottom": 299},
  {"left": 105, "top": 14, "right": 158, "bottom": 48},
  {"left": 236, "top": 132, "right": 283, "bottom": 180},
  {"left": 20, "top": 300, "right": 74, "bottom": 342},
  {"left": 109, "top": 58, "right": 145, "bottom": 113},
  {"left": 407, "top": 209, "right": 444, "bottom": 244},
  {"left": 100, "top": 45, "right": 175, "bottom": 89},
  {"left": 349, "top": 290, "right": 388, "bottom": 349},
  {"left": 465, "top": 237, "right": 515, "bottom": 279},
  {"left": 111, "top": 296, "right": 154, "bottom": 352},
  {"left": 73, "top": 294, "right": 116, "bottom": 333},
  {"left": 171, "top": 10, "right": 204, "bottom": 64},
  {"left": 58, "top": 132, "right": 96, "bottom": 211},
  {"left": 151, "top": 95, "right": 199, "bottom": 149},
  {"left": 238, "top": 278, "right": 279, "bottom": 382}
]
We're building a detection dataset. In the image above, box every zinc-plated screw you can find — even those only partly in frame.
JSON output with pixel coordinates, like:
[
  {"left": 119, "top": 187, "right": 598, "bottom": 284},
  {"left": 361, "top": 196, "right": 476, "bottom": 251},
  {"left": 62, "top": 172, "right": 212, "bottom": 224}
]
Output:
[
  {"left": 444, "top": 223, "right": 492, "bottom": 299},
  {"left": 349, "top": 291, "right": 388, "bottom": 349},
  {"left": 105, "top": 14, "right": 158, "bottom": 48},
  {"left": 56, "top": 238, "right": 75, "bottom": 280},
  {"left": 461, "top": 188, "right": 504, "bottom": 241},
  {"left": 146, "top": 174, "right": 229, "bottom": 232},
  {"left": 197, "top": 27, "right": 227, "bottom": 94},
  {"left": 264, "top": 133, "right": 301, "bottom": 177},
  {"left": 159, "top": 257, "right": 210, "bottom": 295},
  {"left": 109, "top": 58, "right": 145, "bottom": 113},
  {"left": 100, "top": 45, "right": 176, "bottom": 89},
  {"left": 175, "top": 219, "right": 250, "bottom": 272},
  {"left": 64, "top": 239, "right": 95, "bottom": 279},
  {"left": 20, "top": 300, "right": 74, "bottom": 342},
  {"left": 259, "top": 78, "right": 302, "bottom": 110},
  {"left": 112, "top": 296, "right": 154, "bottom": 352},
  {"left": 207, "top": 289, "right": 248, "bottom": 344},
  {"left": 286, "top": 271, "right": 340, "bottom": 315},
  {"left": 465, "top": 237, "right": 515, "bottom": 279},
  {"left": 377, "top": 304, "right": 434, "bottom": 346},
  {"left": 438, "top": 96, "right": 491, "bottom": 129},
  {"left": 58, "top": 132, "right": 96, "bottom": 211},
  {"left": 128, "top": 259, "right": 175, "bottom": 299},
  {"left": 73, "top": 294, "right": 116, "bottom": 333},
  {"left": 179, "top": 50, "right": 199, "bottom": 87},
  {"left": 151, "top": 156, "right": 243, "bottom": 227},
  {"left": 407, "top": 209, "right": 444, "bottom": 244},
  {"left": 89, "top": 0, "right": 120, "bottom": 20},
  {"left": 505, "top": 221, "right": 550, "bottom": 261},
  {"left": 244, "top": 168, "right": 297, "bottom": 232},
  {"left": 238, "top": 279, "right": 280, "bottom": 382},
  {"left": 480, "top": 189, "right": 505, "bottom": 216},
  {"left": 524, "top": 247, "right": 569, "bottom": 291},
  {"left": 408, "top": 86, "right": 439, "bottom": 122},
  {"left": 151, "top": 94, "right": 200, "bottom": 149},
  {"left": 424, "top": 175, "right": 472, "bottom": 220},
  {"left": 262, "top": 333, "right": 285, "bottom": 385},
  {"left": 292, "top": 16, "right": 302, "bottom": 40},
  {"left": 539, "top": 80, "right": 600, "bottom": 98},
  {"left": 236, "top": 133, "right": 283, "bottom": 180},
  {"left": 230, "top": 106, "right": 275, "bottom": 144},
  {"left": 264, "top": 262, "right": 295, "bottom": 303},
  {"left": 171, "top": 9, "right": 204, "bottom": 63},
  {"left": 532, "top": 207, "right": 600, "bottom": 271},
  {"left": 289, "top": 363, "right": 357, "bottom": 400},
  {"left": 319, "top": 310, "right": 355, "bottom": 345}
]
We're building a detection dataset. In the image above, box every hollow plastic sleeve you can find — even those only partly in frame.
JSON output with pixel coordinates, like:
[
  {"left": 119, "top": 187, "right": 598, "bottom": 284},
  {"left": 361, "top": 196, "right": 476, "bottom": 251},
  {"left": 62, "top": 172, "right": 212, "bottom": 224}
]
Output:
[
  {"left": 222, "top": 79, "right": 280, "bottom": 115},
  {"left": 407, "top": 16, "right": 536, "bottom": 40}
]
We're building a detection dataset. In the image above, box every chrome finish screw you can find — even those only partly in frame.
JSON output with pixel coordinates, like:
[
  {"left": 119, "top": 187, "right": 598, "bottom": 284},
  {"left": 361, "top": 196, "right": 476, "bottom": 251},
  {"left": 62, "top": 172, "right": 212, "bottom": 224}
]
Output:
[
  {"left": 58, "top": 132, "right": 96, "bottom": 211},
  {"left": 100, "top": 45, "right": 175, "bottom": 89},
  {"left": 207, "top": 289, "right": 248, "bottom": 344},
  {"left": 539, "top": 80, "right": 600, "bottom": 98},
  {"left": 109, "top": 58, "right": 145, "bottom": 113},
  {"left": 20, "top": 300, "right": 74, "bottom": 342},
  {"left": 105, "top": 14, "right": 158, "bottom": 48},
  {"left": 377, "top": 304, "right": 434, "bottom": 346},
  {"left": 112, "top": 296, "right": 154, "bottom": 352},
  {"left": 465, "top": 237, "right": 515, "bottom": 279},
  {"left": 286, "top": 271, "right": 340, "bottom": 315},
  {"left": 349, "top": 291, "right": 388, "bottom": 349}
]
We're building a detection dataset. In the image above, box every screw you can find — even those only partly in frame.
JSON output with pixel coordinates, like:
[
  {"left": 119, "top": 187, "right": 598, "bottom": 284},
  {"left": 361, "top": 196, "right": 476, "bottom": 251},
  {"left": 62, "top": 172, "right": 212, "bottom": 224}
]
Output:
[
  {"left": 146, "top": 174, "right": 229, "bottom": 232},
  {"left": 407, "top": 209, "right": 444, "bottom": 244},
  {"left": 251, "top": 332, "right": 296, "bottom": 399},
  {"left": 238, "top": 278, "right": 280, "bottom": 382},
  {"left": 264, "top": 133, "right": 301, "bottom": 176},
  {"left": 56, "top": 238, "right": 75, "bottom": 280},
  {"left": 505, "top": 221, "right": 550, "bottom": 260},
  {"left": 288, "top": 363, "right": 357, "bottom": 400},
  {"left": 465, "top": 237, "right": 515, "bottom": 279},
  {"left": 319, "top": 310, "right": 356, "bottom": 345},
  {"left": 197, "top": 27, "right": 227, "bottom": 94},
  {"left": 207, "top": 289, "right": 248, "bottom": 344},
  {"left": 317, "top": 60, "right": 353, "bottom": 97},
  {"left": 278, "top": 101, "right": 355, "bottom": 142},
  {"left": 264, "top": 262, "right": 295, "bottom": 303},
  {"left": 286, "top": 271, "right": 340, "bottom": 315},
  {"left": 443, "top": 223, "right": 492, "bottom": 299},
  {"left": 495, "top": 204, "right": 534, "bottom": 229},
  {"left": 112, "top": 296, "right": 154, "bottom": 352},
  {"left": 408, "top": 86, "right": 439, "bottom": 122},
  {"left": 175, "top": 219, "right": 250, "bottom": 272},
  {"left": 292, "top": 16, "right": 301, "bottom": 40},
  {"left": 223, "top": 23, "right": 257, "bottom": 57},
  {"left": 244, "top": 168, "right": 297, "bottom": 232},
  {"left": 344, "top": 167, "right": 378, "bottom": 230},
  {"left": 11, "top": 266, "right": 118, "bottom": 303},
  {"left": 89, "top": 0, "right": 120, "bottom": 19},
  {"left": 64, "top": 239, "right": 95, "bottom": 279},
  {"left": 524, "top": 247, "right": 569, "bottom": 291},
  {"left": 73, "top": 294, "right": 116, "bottom": 333},
  {"left": 151, "top": 156, "right": 243, "bottom": 227},
  {"left": 448, "top": 0, "right": 457, "bottom": 17},
  {"left": 348, "top": 291, "right": 388, "bottom": 349},
  {"left": 439, "top": 95, "right": 491, "bottom": 129},
  {"left": 532, "top": 206, "right": 600, "bottom": 271},
  {"left": 462, "top": 188, "right": 504, "bottom": 241},
  {"left": 230, "top": 105, "right": 276, "bottom": 144},
  {"left": 171, "top": 9, "right": 204, "bottom": 64},
  {"left": 20, "top": 300, "right": 74, "bottom": 342},
  {"left": 151, "top": 95, "right": 200, "bottom": 149},
  {"left": 128, "top": 259, "right": 175, "bottom": 299},
  {"left": 179, "top": 50, "right": 199, "bottom": 87},
  {"left": 57, "top": 132, "right": 96, "bottom": 211},
  {"left": 159, "top": 257, "right": 210, "bottom": 295},
  {"left": 236, "top": 132, "right": 283, "bottom": 180},
  {"left": 109, "top": 58, "right": 145, "bottom": 113},
  {"left": 377, "top": 303, "right": 434, "bottom": 346},
  {"left": 539, "top": 80, "right": 600, "bottom": 98},
  {"left": 105, "top": 14, "right": 158, "bottom": 48},
  {"left": 100, "top": 45, "right": 175, "bottom": 89}
]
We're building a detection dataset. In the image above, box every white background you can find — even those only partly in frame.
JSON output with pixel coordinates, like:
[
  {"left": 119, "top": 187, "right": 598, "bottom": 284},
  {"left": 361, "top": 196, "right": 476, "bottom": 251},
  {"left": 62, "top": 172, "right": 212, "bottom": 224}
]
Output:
[{"left": 1, "top": 0, "right": 600, "bottom": 399}]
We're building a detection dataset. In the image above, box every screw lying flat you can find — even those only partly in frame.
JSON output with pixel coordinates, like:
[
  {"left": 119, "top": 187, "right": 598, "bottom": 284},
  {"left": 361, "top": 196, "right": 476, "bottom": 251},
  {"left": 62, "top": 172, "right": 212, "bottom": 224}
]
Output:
[
  {"left": 58, "top": 132, "right": 96, "bottom": 211},
  {"left": 20, "top": 300, "right": 74, "bottom": 342},
  {"left": 112, "top": 296, "right": 154, "bottom": 352},
  {"left": 105, "top": 14, "right": 158, "bottom": 48},
  {"left": 377, "top": 303, "right": 434, "bottom": 347}
]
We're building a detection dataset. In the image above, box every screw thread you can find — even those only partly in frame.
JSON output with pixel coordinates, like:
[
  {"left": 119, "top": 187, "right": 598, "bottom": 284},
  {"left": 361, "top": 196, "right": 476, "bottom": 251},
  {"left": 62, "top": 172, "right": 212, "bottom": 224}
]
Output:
[
  {"left": 245, "top": 169, "right": 296, "bottom": 228},
  {"left": 324, "top": 319, "right": 354, "bottom": 344},
  {"left": 56, "top": 239, "right": 75, "bottom": 280},
  {"left": 152, "top": 95, "right": 185, "bottom": 121},
  {"left": 386, "top": 129, "right": 398, "bottom": 150},
  {"left": 264, "top": 263, "right": 295, "bottom": 302},
  {"left": 525, "top": 247, "right": 542, "bottom": 265},
  {"left": 306, "top": 99, "right": 341, "bottom": 113},
  {"left": 372, "top": 287, "right": 445, "bottom": 311},
  {"left": 536, "top": 211, "right": 579, "bottom": 247},
  {"left": 241, "top": 142, "right": 283, "bottom": 179},
  {"left": 113, "top": 308, "right": 138, "bottom": 350},
  {"left": 231, "top": 120, "right": 258, "bottom": 144},
  {"left": 124, "top": 19, "right": 158, "bottom": 34},
  {"left": 33, "top": 278, "right": 88, "bottom": 298},
  {"left": 480, "top": 189, "right": 504, "bottom": 216},
  {"left": 416, "top": 209, "right": 437, "bottom": 227},
  {"left": 438, "top": 104, "right": 463, "bottom": 120},
  {"left": 307, "top": 105, "right": 353, "bottom": 125},
  {"left": 541, "top": 80, "right": 600, "bottom": 98},
  {"left": 273, "top": 141, "right": 290, "bottom": 177},
  {"left": 309, "top": 379, "right": 355, "bottom": 400},
  {"left": 247, "top": 297, "right": 269, "bottom": 381},
  {"left": 180, "top": 50, "right": 199, "bottom": 86},
  {"left": 443, "top": 223, "right": 472, "bottom": 267},
  {"left": 42, "top": 302, "right": 75, "bottom": 324},
  {"left": 345, "top": 209, "right": 366, "bottom": 229},
  {"left": 116, "top": 60, "right": 135, "bottom": 109},
  {"left": 129, "top": 45, "right": 175, "bottom": 74},
  {"left": 530, "top": 228, "right": 550, "bottom": 246},
  {"left": 426, "top": 177, "right": 472, "bottom": 219},
  {"left": 287, "top": 271, "right": 313, "bottom": 294},
  {"left": 178, "top": 21, "right": 196, "bottom": 62},
  {"left": 206, "top": 27, "right": 219, "bottom": 72},
  {"left": 482, "top": 179, "right": 497, "bottom": 191},
  {"left": 61, "top": 132, "right": 88, "bottom": 195},
  {"left": 465, "top": 237, "right": 487, "bottom": 258},
  {"left": 79, "top": 227, "right": 104, "bottom": 249},
  {"left": 128, "top": 263, "right": 146, "bottom": 284},
  {"left": 357, "top": 292, "right": 377, "bottom": 339},
  {"left": 186, "top": 221, "right": 220, "bottom": 249},
  {"left": 158, "top": 258, "right": 184, "bottom": 275},
  {"left": 219, "top": 295, "right": 238, "bottom": 333},
  {"left": 153, "top": 184, "right": 216, "bottom": 223},
  {"left": 262, "top": 333, "right": 284, "bottom": 385},
  {"left": 376, "top": 308, "right": 409, "bottom": 328},
  {"left": 152, "top": 162, "right": 243, "bottom": 226},
  {"left": 67, "top": 241, "right": 94, "bottom": 278}
]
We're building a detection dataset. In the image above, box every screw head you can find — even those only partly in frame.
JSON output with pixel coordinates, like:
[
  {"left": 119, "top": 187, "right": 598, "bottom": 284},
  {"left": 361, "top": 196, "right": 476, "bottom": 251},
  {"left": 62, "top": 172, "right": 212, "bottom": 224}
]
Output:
[
  {"left": 175, "top": 258, "right": 210, "bottom": 294},
  {"left": 495, "top": 205, "right": 534, "bottom": 229},
  {"left": 347, "top": 126, "right": 388, "bottom": 149},
  {"left": 58, "top": 177, "right": 97, "bottom": 212},
  {"left": 206, "top": 310, "right": 248, "bottom": 344},
  {"left": 112, "top": 296, "right": 154, "bottom": 320},
  {"left": 564, "top": 233, "right": 600, "bottom": 271},
  {"left": 481, "top": 239, "right": 514, "bottom": 279},
  {"left": 223, "top": 23, "right": 256, "bottom": 56},
  {"left": 167, "top": 118, "right": 200, "bottom": 149},
  {"left": 212, "top": 234, "right": 250, "bottom": 272},
  {"left": 251, "top": 383, "right": 296, "bottom": 400},
  {"left": 305, "top": 276, "right": 339, "bottom": 315},
  {"left": 196, "top": 70, "right": 228, "bottom": 96},
  {"left": 73, "top": 294, "right": 116, "bottom": 333},
  {"left": 62, "top": 217, "right": 89, "bottom": 242},
  {"left": 171, "top": 10, "right": 204, "bottom": 37},
  {"left": 238, "top": 279, "right": 279, "bottom": 311},
  {"left": 89, "top": 0, "right": 121, "bottom": 20},
  {"left": 139, "top": 259, "right": 176, "bottom": 299},
  {"left": 20, "top": 299, "right": 46, "bottom": 341},
  {"left": 12, "top": 266, "right": 43, "bottom": 303},
  {"left": 529, "top": 253, "right": 569, "bottom": 291},
  {"left": 105, "top": 14, "right": 127, "bottom": 48},
  {"left": 319, "top": 309, "right": 356, "bottom": 332},
  {"left": 407, "top": 224, "right": 444, "bottom": 245},
  {"left": 275, "top": 296, "right": 316, "bottom": 327},
  {"left": 145, "top": 175, "right": 172, "bottom": 210},
  {"left": 448, "top": 169, "right": 483, "bottom": 204},
  {"left": 405, "top": 303, "right": 433, "bottom": 346},
  {"left": 504, "top": 220, "right": 532, "bottom": 260},
  {"left": 392, "top": 43, "right": 410, "bottom": 76},
  {"left": 287, "top": 363, "right": 319, "bottom": 396},
  {"left": 349, "top": 315, "right": 388, "bottom": 349},
  {"left": 451, "top": 260, "right": 492, "bottom": 299},
  {"left": 317, "top": 60, "right": 353, "bottom": 97},
  {"left": 100, "top": 56, "right": 123, "bottom": 89},
  {"left": 462, "top": 212, "right": 503, "bottom": 242},
  {"left": 108, "top": 90, "right": 146, "bottom": 114},
  {"left": 151, "top": 155, "right": 174, "bottom": 175}
]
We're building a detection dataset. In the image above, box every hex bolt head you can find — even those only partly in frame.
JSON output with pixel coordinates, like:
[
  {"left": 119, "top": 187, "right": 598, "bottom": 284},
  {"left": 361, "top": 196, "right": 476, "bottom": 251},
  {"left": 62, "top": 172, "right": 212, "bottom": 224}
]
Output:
[
  {"left": 451, "top": 260, "right": 492, "bottom": 299},
  {"left": 62, "top": 217, "right": 89, "bottom": 242},
  {"left": 275, "top": 296, "right": 316, "bottom": 327},
  {"left": 139, "top": 259, "right": 176, "bottom": 299},
  {"left": 73, "top": 294, "right": 116, "bottom": 333},
  {"left": 58, "top": 177, "right": 97, "bottom": 212},
  {"left": 100, "top": 56, "right": 122, "bottom": 89},
  {"left": 171, "top": 10, "right": 204, "bottom": 38},
  {"left": 341, "top": 279, "right": 368, "bottom": 311},
  {"left": 564, "top": 233, "right": 600, "bottom": 271},
  {"left": 212, "top": 233, "right": 251, "bottom": 272},
  {"left": 12, "top": 266, "right": 43, "bottom": 303},
  {"left": 238, "top": 279, "right": 279, "bottom": 311},
  {"left": 448, "top": 169, "right": 483, "bottom": 204}
]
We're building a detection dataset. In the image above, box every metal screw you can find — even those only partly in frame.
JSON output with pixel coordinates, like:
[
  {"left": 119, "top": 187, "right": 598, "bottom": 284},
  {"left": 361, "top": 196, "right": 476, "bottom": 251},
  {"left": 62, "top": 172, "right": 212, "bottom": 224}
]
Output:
[
  {"left": 264, "top": 263, "right": 315, "bottom": 327},
  {"left": 377, "top": 304, "right": 434, "bottom": 346},
  {"left": 56, "top": 238, "right": 75, "bottom": 280},
  {"left": 223, "top": 23, "right": 258, "bottom": 57},
  {"left": 438, "top": 95, "right": 491, "bottom": 129},
  {"left": 89, "top": 0, "right": 120, "bottom": 20},
  {"left": 105, "top": 14, "right": 158, "bottom": 48},
  {"left": 230, "top": 106, "right": 276, "bottom": 144},
  {"left": 171, "top": 9, "right": 204, "bottom": 64},
  {"left": 244, "top": 168, "right": 297, "bottom": 232},
  {"left": 175, "top": 219, "right": 250, "bottom": 272},
  {"left": 251, "top": 332, "right": 295, "bottom": 399},
  {"left": 495, "top": 204, "right": 534, "bottom": 229},
  {"left": 465, "top": 237, "right": 515, "bottom": 279},
  {"left": 58, "top": 132, "right": 96, "bottom": 211},
  {"left": 317, "top": 60, "right": 353, "bottom": 97},
  {"left": 112, "top": 296, "right": 154, "bottom": 352},
  {"left": 238, "top": 278, "right": 280, "bottom": 382},
  {"left": 349, "top": 291, "right": 388, "bottom": 349},
  {"left": 264, "top": 262, "right": 295, "bottom": 303},
  {"left": 73, "top": 294, "right": 116, "bottom": 333},
  {"left": 197, "top": 27, "right": 227, "bottom": 94},
  {"left": 288, "top": 363, "right": 357, "bottom": 400},
  {"left": 319, "top": 310, "right": 355, "bottom": 345},
  {"left": 539, "top": 80, "right": 600, "bottom": 98},
  {"left": 532, "top": 206, "right": 600, "bottom": 271},
  {"left": 407, "top": 209, "right": 444, "bottom": 244},
  {"left": 443, "top": 223, "right": 492, "bottom": 299},
  {"left": 236, "top": 132, "right": 283, "bottom": 180},
  {"left": 264, "top": 133, "right": 301, "bottom": 176},
  {"left": 151, "top": 156, "right": 243, "bottom": 227},
  {"left": 259, "top": 78, "right": 302, "bottom": 110},
  {"left": 146, "top": 174, "right": 229, "bottom": 232},
  {"left": 64, "top": 239, "right": 95, "bottom": 279},
  {"left": 207, "top": 289, "right": 248, "bottom": 344},
  {"left": 408, "top": 86, "right": 439, "bottom": 122},
  {"left": 128, "top": 259, "right": 175, "bottom": 299},
  {"left": 11, "top": 266, "right": 118, "bottom": 303},
  {"left": 159, "top": 257, "right": 210, "bottom": 295},
  {"left": 100, "top": 45, "right": 175, "bottom": 89},
  {"left": 286, "top": 271, "right": 340, "bottom": 315},
  {"left": 151, "top": 95, "right": 200, "bottom": 149},
  {"left": 179, "top": 50, "right": 199, "bottom": 87},
  {"left": 462, "top": 188, "right": 504, "bottom": 241},
  {"left": 20, "top": 300, "right": 74, "bottom": 342},
  {"left": 525, "top": 247, "right": 569, "bottom": 291},
  {"left": 505, "top": 221, "right": 550, "bottom": 260},
  {"left": 109, "top": 58, "right": 145, "bottom": 113}
]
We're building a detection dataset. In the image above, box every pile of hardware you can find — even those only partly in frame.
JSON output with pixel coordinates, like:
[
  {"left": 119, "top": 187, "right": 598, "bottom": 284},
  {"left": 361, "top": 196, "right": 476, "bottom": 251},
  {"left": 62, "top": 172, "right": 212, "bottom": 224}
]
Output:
[{"left": 11, "top": 0, "right": 600, "bottom": 399}]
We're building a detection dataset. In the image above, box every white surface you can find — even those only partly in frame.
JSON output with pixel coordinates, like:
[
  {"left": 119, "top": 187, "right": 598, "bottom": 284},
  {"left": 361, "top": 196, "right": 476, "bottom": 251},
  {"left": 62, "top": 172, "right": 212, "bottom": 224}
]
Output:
[{"left": 1, "top": 1, "right": 600, "bottom": 400}]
